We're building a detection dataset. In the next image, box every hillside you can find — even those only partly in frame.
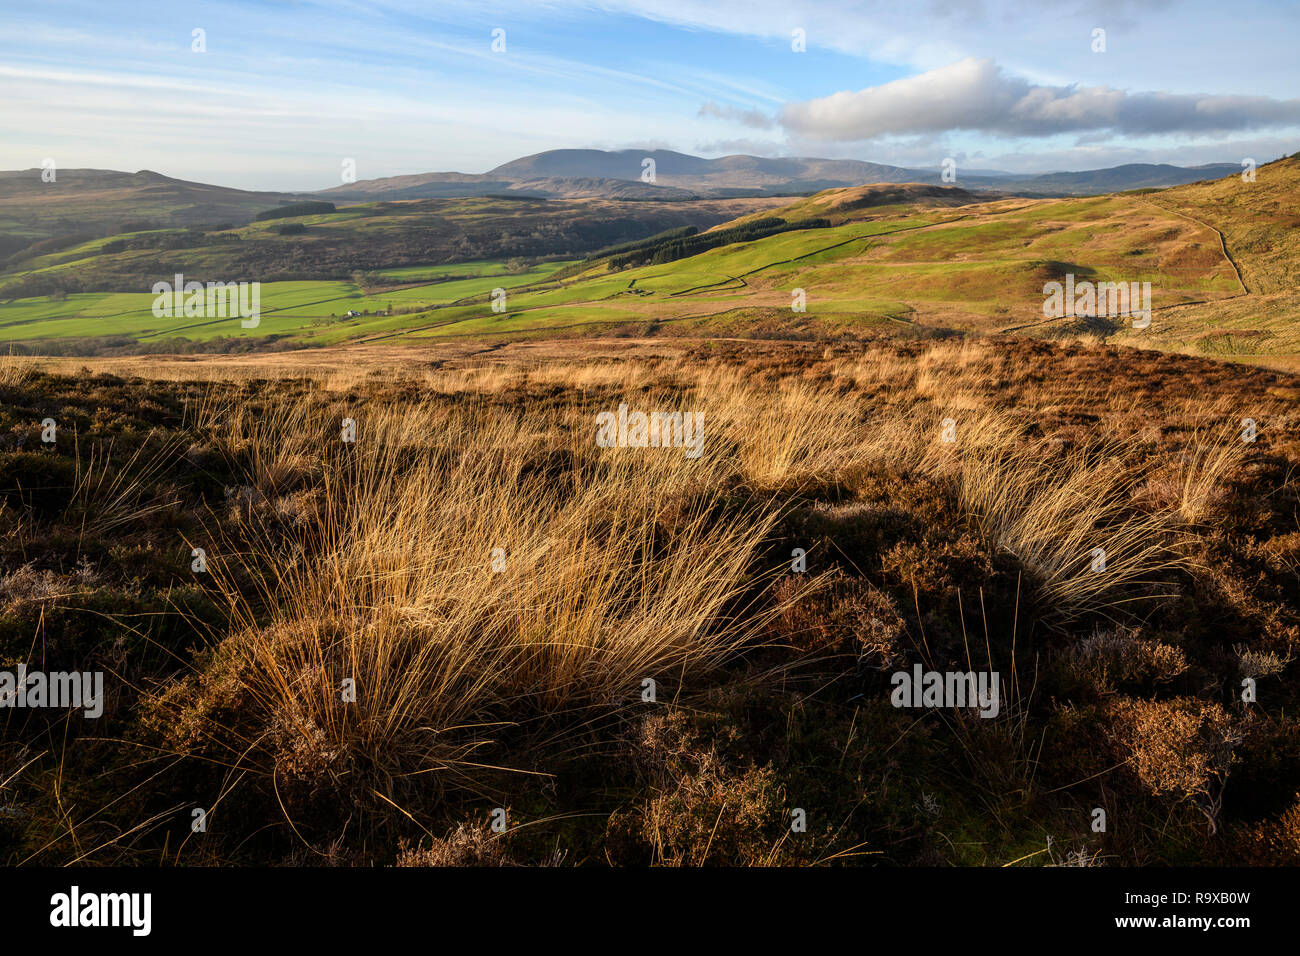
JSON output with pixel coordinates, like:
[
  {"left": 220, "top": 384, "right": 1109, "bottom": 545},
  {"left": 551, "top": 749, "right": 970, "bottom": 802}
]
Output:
[
  {"left": 0, "top": 194, "right": 786, "bottom": 297},
  {"left": 320, "top": 151, "right": 921, "bottom": 202},
  {"left": 0, "top": 154, "right": 1258, "bottom": 263},
  {"left": 316, "top": 172, "right": 515, "bottom": 200},
  {"left": 1104, "top": 154, "right": 1300, "bottom": 368},
  {"left": 0, "top": 169, "right": 304, "bottom": 252},
  {"left": 0, "top": 160, "right": 1295, "bottom": 366},
  {"left": 318, "top": 149, "right": 1250, "bottom": 202},
  {"left": 1015, "top": 162, "right": 1241, "bottom": 193},
  {"left": 709, "top": 182, "right": 992, "bottom": 231},
  {"left": 0, "top": 194, "right": 788, "bottom": 350},
  {"left": 507, "top": 177, "right": 700, "bottom": 200},
  {"left": 487, "top": 148, "right": 920, "bottom": 192},
  {"left": 408, "top": 161, "right": 1289, "bottom": 368},
  {"left": 1144, "top": 154, "right": 1300, "bottom": 293},
  {"left": 341, "top": 180, "right": 1239, "bottom": 345}
]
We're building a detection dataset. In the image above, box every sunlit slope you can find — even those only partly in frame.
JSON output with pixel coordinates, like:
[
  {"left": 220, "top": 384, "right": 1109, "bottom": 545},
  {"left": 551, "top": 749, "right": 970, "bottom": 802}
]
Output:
[
  {"left": 0, "top": 193, "right": 785, "bottom": 299},
  {"left": 0, "top": 171, "right": 1278, "bottom": 350},
  {"left": 709, "top": 182, "right": 989, "bottom": 231},
  {"left": 1146, "top": 153, "right": 1300, "bottom": 293},
  {"left": 0, "top": 263, "right": 573, "bottom": 343},
  {"left": 371, "top": 187, "right": 1241, "bottom": 341},
  {"left": 1105, "top": 154, "right": 1300, "bottom": 369}
]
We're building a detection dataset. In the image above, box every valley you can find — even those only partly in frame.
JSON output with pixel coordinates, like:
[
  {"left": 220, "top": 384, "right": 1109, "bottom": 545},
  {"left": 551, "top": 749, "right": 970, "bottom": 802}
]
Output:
[{"left": 0, "top": 158, "right": 1293, "bottom": 366}]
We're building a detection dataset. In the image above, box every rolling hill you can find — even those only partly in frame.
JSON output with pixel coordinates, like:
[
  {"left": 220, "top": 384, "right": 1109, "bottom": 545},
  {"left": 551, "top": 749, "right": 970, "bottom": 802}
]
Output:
[
  {"left": 487, "top": 148, "right": 920, "bottom": 192},
  {"left": 320, "top": 148, "right": 1245, "bottom": 202},
  {"left": 1105, "top": 152, "right": 1300, "bottom": 367},
  {"left": 315, "top": 150, "right": 917, "bottom": 201},
  {"left": 0, "top": 194, "right": 787, "bottom": 298},
  {"left": 0, "top": 157, "right": 1295, "bottom": 367},
  {"left": 345, "top": 181, "right": 1240, "bottom": 344},
  {"left": 0, "top": 169, "right": 304, "bottom": 252},
  {"left": 0, "top": 153, "right": 1253, "bottom": 271},
  {"left": 1013, "top": 163, "right": 1243, "bottom": 193}
]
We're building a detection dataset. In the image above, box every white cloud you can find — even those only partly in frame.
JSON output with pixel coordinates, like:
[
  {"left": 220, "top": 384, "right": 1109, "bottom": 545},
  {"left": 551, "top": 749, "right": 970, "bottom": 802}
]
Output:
[{"left": 780, "top": 58, "right": 1300, "bottom": 140}]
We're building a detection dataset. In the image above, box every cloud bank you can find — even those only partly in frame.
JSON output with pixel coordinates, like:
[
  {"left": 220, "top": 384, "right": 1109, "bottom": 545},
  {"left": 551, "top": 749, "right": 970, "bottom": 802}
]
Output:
[{"left": 780, "top": 58, "right": 1300, "bottom": 141}]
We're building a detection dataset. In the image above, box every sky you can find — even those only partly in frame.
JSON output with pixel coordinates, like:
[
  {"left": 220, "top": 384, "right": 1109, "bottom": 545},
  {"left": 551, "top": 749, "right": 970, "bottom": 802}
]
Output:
[{"left": 1, "top": 0, "right": 1297, "bottom": 191}]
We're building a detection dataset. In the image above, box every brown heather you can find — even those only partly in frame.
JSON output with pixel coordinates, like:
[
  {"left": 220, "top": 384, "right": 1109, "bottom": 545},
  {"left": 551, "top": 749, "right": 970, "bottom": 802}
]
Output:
[{"left": 0, "top": 333, "right": 1296, "bottom": 866}]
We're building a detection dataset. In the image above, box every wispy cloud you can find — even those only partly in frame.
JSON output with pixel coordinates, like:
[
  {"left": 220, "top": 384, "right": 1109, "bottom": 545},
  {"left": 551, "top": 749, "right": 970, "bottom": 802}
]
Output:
[
  {"left": 0, "top": 0, "right": 1296, "bottom": 186},
  {"left": 698, "top": 102, "right": 775, "bottom": 129}
]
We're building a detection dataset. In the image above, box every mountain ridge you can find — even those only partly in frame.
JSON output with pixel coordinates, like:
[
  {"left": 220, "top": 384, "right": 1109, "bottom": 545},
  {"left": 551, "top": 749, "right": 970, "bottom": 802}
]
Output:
[{"left": 319, "top": 148, "right": 1243, "bottom": 201}]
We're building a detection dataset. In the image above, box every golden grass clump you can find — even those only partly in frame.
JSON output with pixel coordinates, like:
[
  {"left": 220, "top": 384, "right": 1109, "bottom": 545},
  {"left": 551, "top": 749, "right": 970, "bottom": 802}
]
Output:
[
  {"left": 949, "top": 432, "right": 1185, "bottom": 620},
  {"left": 140, "top": 345, "right": 1258, "bottom": 837},
  {"left": 182, "top": 388, "right": 783, "bottom": 808}
]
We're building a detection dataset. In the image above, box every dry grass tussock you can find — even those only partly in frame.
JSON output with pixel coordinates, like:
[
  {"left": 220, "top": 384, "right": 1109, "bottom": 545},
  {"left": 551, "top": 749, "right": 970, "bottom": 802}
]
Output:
[
  {"left": 157, "top": 350, "right": 1252, "bottom": 811},
  {"left": 0, "top": 337, "right": 1288, "bottom": 865},
  {"left": 175, "top": 384, "right": 786, "bottom": 809}
]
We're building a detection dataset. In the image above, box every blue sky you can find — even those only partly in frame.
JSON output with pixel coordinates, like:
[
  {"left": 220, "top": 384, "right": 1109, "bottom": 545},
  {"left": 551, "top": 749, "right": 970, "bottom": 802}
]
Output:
[{"left": 1, "top": 0, "right": 1297, "bottom": 190}]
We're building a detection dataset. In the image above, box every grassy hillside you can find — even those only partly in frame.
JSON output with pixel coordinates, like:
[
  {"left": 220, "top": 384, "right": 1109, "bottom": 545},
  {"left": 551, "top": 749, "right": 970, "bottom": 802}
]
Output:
[
  {"left": 0, "top": 169, "right": 304, "bottom": 253},
  {"left": 0, "top": 162, "right": 1295, "bottom": 364},
  {"left": 709, "top": 182, "right": 992, "bottom": 230},
  {"left": 354, "top": 187, "right": 1239, "bottom": 343},
  {"left": 1104, "top": 154, "right": 1300, "bottom": 368},
  {"left": 0, "top": 194, "right": 785, "bottom": 297}
]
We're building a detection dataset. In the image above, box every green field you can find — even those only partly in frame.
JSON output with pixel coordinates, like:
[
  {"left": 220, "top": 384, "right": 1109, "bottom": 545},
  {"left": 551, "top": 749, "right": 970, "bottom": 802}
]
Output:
[
  {"left": 0, "top": 261, "right": 574, "bottom": 344},
  {"left": 351, "top": 192, "right": 1241, "bottom": 342},
  {"left": 0, "top": 163, "right": 1289, "bottom": 354}
]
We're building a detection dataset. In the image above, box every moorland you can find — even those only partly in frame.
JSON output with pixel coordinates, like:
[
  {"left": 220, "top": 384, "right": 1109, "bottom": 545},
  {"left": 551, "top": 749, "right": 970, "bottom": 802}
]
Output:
[{"left": 1, "top": 154, "right": 1298, "bottom": 867}]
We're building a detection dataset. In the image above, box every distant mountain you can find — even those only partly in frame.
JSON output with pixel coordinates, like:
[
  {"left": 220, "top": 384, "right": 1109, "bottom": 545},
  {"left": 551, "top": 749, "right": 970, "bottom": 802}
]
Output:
[
  {"left": 507, "top": 176, "right": 700, "bottom": 200},
  {"left": 486, "top": 148, "right": 918, "bottom": 191},
  {"left": 1001, "top": 162, "right": 1242, "bottom": 194},
  {"left": 0, "top": 169, "right": 303, "bottom": 253},
  {"left": 320, "top": 149, "right": 1244, "bottom": 201},
  {"left": 318, "top": 149, "right": 925, "bottom": 202},
  {"left": 0, "top": 154, "right": 1249, "bottom": 258},
  {"left": 316, "top": 171, "right": 514, "bottom": 200}
]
